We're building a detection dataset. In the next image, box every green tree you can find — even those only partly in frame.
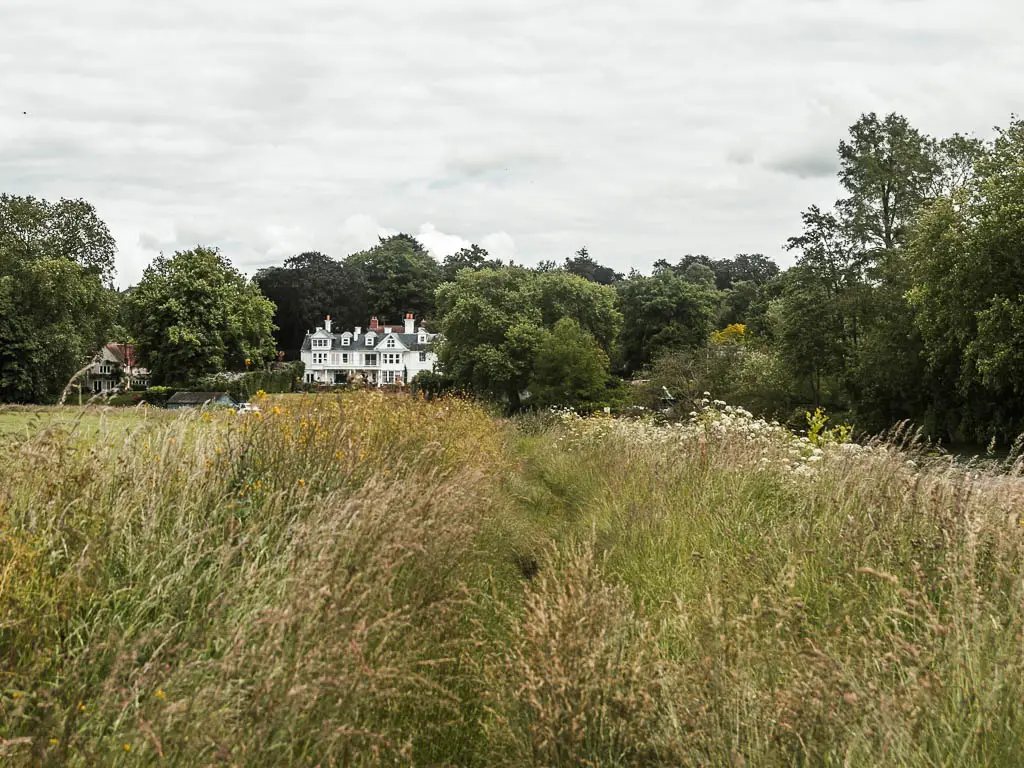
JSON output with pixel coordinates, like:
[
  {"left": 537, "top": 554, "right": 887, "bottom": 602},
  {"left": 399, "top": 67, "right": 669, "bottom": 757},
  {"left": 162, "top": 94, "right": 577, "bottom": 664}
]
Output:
[
  {"left": 529, "top": 318, "right": 611, "bottom": 410},
  {"left": 615, "top": 271, "right": 718, "bottom": 374},
  {"left": 681, "top": 262, "right": 717, "bottom": 289},
  {"left": 0, "top": 194, "right": 117, "bottom": 402},
  {"left": 907, "top": 118, "right": 1024, "bottom": 440},
  {"left": 434, "top": 267, "right": 621, "bottom": 411},
  {"left": 563, "top": 247, "right": 623, "bottom": 285},
  {"left": 0, "top": 259, "right": 113, "bottom": 402},
  {"left": 255, "top": 251, "right": 367, "bottom": 358},
  {"left": 128, "top": 246, "right": 277, "bottom": 386},
  {"left": 440, "top": 244, "right": 503, "bottom": 282},
  {"left": 837, "top": 112, "right": 939, "bottom": 254},
  {"left": 0, "top": 194, "right": 117, "bottom": 283},
  {"left": 345, "top": 234, "right": 442, "bottom": 320},
  {"left": 769, "top": 267, "right": 846, "bottom": 410}
]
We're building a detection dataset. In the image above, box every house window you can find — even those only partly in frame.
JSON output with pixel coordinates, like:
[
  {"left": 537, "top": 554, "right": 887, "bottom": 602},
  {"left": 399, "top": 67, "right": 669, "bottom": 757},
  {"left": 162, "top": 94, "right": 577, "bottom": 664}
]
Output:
[
  {"left": 341, "top": 353, "right": 349, "bottom": 364},
  {"left": 419, "top": 351, "right": 427, "bottom": 362},
  {"left": 305, "top": 373, "right": 315, "bottom": 383},
  {"left": 364, "top": 354, "right": 377, "bottom": 366},
  {"left": 385, "top": 337, "right": 396, "bottom": 348},
  {"left": 313, "top": 338, "right": 329, "bottom": 349},
  {"left": 382, "top": 370, "right": 404, "bottom": 384},
  {"left": 342, "top": 337, "right": 350, "bottom": 346},
  {"left": 381, "top": 353, "right": 401, "bottom": 365},
  {"left": 313, "top": 352, "right": 328, "bottom": 365},
  {"left": 365, "top": 334, "right": 376, "bottom": 346}
]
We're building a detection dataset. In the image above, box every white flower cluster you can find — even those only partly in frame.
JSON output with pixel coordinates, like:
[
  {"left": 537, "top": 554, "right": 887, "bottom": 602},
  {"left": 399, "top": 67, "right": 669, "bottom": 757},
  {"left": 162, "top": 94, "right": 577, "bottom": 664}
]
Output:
[{"left": 549, "top": 394, "right": 872, "bottom": 477}]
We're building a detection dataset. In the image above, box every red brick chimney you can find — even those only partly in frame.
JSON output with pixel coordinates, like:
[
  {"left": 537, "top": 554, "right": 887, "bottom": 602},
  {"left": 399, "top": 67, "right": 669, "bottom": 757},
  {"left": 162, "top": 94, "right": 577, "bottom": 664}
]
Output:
[{"left": 369, "top": 316, "right": 380, "bottom": 331}]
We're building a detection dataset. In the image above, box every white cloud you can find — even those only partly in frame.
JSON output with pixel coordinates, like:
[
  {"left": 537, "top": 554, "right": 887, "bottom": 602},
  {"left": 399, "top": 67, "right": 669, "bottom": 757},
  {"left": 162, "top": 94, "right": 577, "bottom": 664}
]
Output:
[{"left": 1, "top": 0, "right": 1021, "bottom": 286}]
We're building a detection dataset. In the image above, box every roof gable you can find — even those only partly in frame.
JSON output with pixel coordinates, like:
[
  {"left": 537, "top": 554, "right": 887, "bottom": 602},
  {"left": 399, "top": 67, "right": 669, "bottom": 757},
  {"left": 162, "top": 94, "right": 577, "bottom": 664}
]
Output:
[{"left": 375, "top": 334, "right": 409, "bottom": 351}]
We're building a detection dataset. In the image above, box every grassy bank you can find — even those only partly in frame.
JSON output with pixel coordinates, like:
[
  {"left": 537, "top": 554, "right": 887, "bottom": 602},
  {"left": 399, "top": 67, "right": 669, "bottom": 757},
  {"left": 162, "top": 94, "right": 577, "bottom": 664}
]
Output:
[{"left": 2, "top": 393, "right": 1023, "bottom": 765}]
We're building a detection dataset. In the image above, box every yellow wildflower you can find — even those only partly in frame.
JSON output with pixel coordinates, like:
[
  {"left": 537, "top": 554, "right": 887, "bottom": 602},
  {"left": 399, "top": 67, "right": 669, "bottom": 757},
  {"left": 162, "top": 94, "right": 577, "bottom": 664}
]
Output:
[
  {"left": 49, "top": 738, "right": 58, "bottom": 745},
  {"left": 155, "top": 689, "right": 166, "bottom": 700},
  {"left": 123, "top": 743, "right": 131, "bottom": 752}
]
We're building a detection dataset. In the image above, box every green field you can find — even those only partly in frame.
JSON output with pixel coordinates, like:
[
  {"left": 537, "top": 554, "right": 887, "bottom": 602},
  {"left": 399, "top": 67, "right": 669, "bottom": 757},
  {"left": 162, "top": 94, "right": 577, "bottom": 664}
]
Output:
[
  {"left": 0, "top": 407, "right": 170, "bottom": 445},
  {"left": 2, "top": 392, "right": 1024, "bottom": 766}
]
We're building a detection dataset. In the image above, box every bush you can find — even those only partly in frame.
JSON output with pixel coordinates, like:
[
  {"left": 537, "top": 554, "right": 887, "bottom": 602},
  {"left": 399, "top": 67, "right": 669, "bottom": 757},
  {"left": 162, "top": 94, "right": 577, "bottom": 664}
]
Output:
[
  {"left": 105, "top": 392, "right": 145, "bottom": 407},
  {"left": 139, "top": 385, "right": 178, "bottom": 406},
  {"left": 195, "top": 362, "right": 305, "bottom": 402}
]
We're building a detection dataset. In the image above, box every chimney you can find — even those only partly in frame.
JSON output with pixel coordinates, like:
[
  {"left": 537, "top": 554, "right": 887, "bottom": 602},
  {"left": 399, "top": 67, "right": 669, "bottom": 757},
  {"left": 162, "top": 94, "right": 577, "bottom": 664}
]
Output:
[
  {"left": 354, "top": 326, "right": 361, "bottom": 339},
  {"left": 324, "top": 315, "right": 332, "bottom": 333},
  {"left": 404, "top": 313, "right": 415, "bottom": 334},
  {"left": 369, "top": 316, "right": 380, "bottom": 331}
]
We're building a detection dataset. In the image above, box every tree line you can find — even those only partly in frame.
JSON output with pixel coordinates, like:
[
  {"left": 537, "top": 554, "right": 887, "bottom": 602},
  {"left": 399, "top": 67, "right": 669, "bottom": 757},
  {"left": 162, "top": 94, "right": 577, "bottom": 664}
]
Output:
[{"left": 3, "top": 111, "right": 1024, "bottom": 444}]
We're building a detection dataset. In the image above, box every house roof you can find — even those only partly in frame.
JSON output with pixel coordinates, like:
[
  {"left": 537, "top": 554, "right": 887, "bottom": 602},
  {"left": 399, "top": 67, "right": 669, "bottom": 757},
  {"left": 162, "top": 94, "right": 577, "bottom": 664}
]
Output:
[
  {"left": 98, "top": 342, "right": 149, "bottom": 372},
  {"left": 167, "top": 391, "right": 236, "bottom": 405},
  {"left": 302, "top": 328, "right": 439, "bottom": 352}
]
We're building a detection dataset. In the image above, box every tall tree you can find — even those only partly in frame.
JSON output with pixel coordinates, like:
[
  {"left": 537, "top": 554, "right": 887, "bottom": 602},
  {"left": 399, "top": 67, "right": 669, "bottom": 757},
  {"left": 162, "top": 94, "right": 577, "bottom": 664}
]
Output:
[
  {"left": 0, "top": 194, "right": 116, "bottom": 402},
  {"left": 441, "top": 244, "right": 503, "bottom": 281},
  {"left": 255, "top": 251, "right": 367, "bottom": 358},
  {"left": 128, "top": 246, "right": 277, "bottom": 385},
  {"left": 563, "top": 247, "right": 623, "bottom": 285},
  {"left": 615, "top": 271, "right": 718, "bottom": 374},
  {"left": 907, "top": 118, "right": 1024, "bottom": 441},
  {"left": 836, "top": 112, "right": 939, "bottom": 254},
  {"left": 344, "top": 234, "right": 442, "bottom": 322},
  {"left": 434, "top": 267, "right": 621, "bottom": 411},
  {"left": 0, "top": 194, "right": 117, "bottom": 284},
  {"left": 529, "top": 318, "right": 611, "bottom": 410}
]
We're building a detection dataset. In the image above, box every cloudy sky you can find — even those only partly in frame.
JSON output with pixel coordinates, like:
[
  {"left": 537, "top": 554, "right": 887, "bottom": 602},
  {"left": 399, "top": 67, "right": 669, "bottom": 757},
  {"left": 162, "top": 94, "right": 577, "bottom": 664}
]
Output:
[{"left": 2, "top": 0, "right": 1022, "bottom": 287}]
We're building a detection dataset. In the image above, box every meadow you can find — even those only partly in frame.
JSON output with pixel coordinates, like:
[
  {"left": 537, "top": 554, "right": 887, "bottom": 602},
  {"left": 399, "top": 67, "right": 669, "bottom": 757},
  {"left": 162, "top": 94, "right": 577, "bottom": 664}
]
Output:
[{"left": 2, "top": 392, "right": 1023, "bottom": 766}]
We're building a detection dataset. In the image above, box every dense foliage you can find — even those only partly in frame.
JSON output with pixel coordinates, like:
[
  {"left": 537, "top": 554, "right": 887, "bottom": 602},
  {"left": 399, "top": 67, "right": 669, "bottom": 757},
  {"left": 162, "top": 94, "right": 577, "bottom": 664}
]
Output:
[
  {"left": 126, "top": 246, "right": 277, "bottom": 386},
  {"left": 0, "top": 195, "right": 117, "bottom": 403},
  {"left": 433, "top": 267, "right": 620, "bottom": 411},
  {"left": 5, "top": 112, "right": 1024, "bottom": 443}
]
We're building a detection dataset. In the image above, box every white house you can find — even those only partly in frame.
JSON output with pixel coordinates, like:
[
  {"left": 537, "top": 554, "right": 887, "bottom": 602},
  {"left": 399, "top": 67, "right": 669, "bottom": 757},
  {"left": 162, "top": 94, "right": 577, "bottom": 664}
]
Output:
[
  {"left": 300, "top": 314, "right": 440, "bottom": 386},
  {"left": 84, "top": 343, "right": 151, "bottom": 394}
]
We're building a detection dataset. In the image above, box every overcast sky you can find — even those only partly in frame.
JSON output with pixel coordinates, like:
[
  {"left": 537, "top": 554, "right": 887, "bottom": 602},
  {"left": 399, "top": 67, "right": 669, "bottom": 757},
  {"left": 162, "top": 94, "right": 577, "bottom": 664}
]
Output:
[{"left": 2, "top": 0, "right": 1022, "bottom": 288}]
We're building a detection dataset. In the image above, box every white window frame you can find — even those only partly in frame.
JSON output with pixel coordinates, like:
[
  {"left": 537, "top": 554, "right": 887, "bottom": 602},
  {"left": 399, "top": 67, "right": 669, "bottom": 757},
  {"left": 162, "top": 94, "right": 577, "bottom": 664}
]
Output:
[
  {"left": 418, "top": 351, "right": 427, "bottom": 362},
  {"left": 313, "top": 351, "right": 328, "bottom": 365}
]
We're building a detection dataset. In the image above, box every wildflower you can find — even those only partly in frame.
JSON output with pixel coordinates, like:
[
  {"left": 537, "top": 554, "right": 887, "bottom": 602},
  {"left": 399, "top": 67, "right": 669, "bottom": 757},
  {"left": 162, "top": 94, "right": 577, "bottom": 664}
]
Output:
[
  {"left": 155, "top": 689, "right": 166, "bottom": 700},
  {"left": 49, "top": 738, "right": 58, "bottom": 745},
  {"left": 78, "top": 702, "right": 86, "bottom": 711},
  {"left": 12, "top": 692, "right": 22, "bottom": 699},
  {"left": 123, "top": 743, "right": 131, "bottom": 752},
  {"left": 297, "top": 479, "right": 305, "bottom": 487}
]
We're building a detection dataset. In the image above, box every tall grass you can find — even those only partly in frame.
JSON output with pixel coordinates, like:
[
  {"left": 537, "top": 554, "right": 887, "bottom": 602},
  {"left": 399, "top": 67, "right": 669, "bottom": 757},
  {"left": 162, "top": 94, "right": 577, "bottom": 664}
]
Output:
[{"left": 2, "top": 393, "right": 1024, "bottom": 765}]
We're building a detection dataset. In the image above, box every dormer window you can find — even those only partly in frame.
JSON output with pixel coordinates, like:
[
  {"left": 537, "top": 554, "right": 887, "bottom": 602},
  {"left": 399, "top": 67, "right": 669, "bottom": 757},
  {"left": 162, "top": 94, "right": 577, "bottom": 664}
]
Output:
[
  {"left": 341, "top": 337, "right": 350, "bottom": 346},
  {"left": 365, "top": 333, "right": 376, "bottom": 346},
  {"left": 418, "top": 333, "right": 427, "bottom": 343},
  {"left": 312, "top": 338, "right": 330, "bottom": 350}
]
